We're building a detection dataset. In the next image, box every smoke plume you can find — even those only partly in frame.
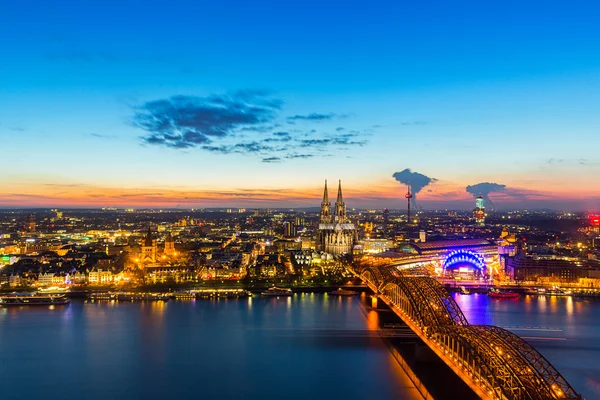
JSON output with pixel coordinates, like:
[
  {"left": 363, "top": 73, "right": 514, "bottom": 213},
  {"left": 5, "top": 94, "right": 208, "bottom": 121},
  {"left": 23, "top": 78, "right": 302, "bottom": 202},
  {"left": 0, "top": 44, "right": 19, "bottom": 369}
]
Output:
[
  {"left": 392, "top": 169, "right": 437, "bottom": 208},
  {"left": 466, "top": 182, "right": 506, "bottom": 210}
]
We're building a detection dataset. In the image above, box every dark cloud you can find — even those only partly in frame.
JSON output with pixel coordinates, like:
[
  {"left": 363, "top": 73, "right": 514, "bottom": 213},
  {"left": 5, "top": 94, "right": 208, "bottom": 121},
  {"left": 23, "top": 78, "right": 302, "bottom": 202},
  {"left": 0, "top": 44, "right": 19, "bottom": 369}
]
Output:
[
  {"left": 286, "top": 154, "right": 314, "bottom": 159},
  {"left": 263, "top": 132, "right": 292, "bottom": 143},
  {"left": 133, "top": 91, "right": 282, "bottom": 149},
  {"left": 466, "top": 182, "right": 506, "bottom": 210},
  {"left": 286, "top": 113, "right": 336, "bottom": 121},
  {"left": 131, "top": 90, "right": 369, "bottom": 161},
  {"left": 392, "top": 169, "right": 438, "bottom": 208},
  {"left": 262, "top": 157, "right": 282, "bottom": 163}
]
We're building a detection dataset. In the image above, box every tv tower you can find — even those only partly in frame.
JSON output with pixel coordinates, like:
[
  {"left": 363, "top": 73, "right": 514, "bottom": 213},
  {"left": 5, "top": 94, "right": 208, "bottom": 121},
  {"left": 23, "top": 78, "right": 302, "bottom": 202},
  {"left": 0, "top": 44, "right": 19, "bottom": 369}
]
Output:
[{"left": 405, "top": 182, "right": 413, "bottom": 223}]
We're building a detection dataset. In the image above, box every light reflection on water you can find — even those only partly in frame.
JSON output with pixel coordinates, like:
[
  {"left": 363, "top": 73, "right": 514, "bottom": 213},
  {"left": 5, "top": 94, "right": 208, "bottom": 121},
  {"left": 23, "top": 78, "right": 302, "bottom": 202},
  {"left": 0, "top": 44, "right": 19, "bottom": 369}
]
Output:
[
  {"left": 0, "top": 295, "right": 421, "bottom": 400},
  {"left": 452, "top": 293, "right": 600, "bottom": 399}
]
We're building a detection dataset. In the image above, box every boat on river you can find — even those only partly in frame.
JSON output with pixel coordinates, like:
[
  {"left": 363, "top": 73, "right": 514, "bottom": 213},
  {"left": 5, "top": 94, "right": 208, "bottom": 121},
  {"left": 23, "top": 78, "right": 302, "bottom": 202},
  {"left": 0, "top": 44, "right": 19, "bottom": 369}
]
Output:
[
  {"left": 0, "top": 293, "right": 70, "bottom": 306},
  {"left": 261, "top": 287, "right": 292, "bottom": 297},
  {"left": 458, "top": 286, "right": 471, "bottom": 295},
  {"left": 89, "top": 292, "right": 169, "bottom": 301},
  {"left": 488, "top": 288, "right": 519, "bottom": 299}
]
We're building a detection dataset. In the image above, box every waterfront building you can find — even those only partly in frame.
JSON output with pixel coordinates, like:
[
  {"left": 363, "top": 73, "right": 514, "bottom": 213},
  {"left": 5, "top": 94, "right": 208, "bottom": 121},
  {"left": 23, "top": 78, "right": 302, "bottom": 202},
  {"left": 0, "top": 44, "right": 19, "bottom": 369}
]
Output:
[
  {"left": 506, "top": 255, "right": 599, "bottom": 283},
  {"left": 37, "top": 272, "right": 55, "bottom": 287},
  {"left": 317, "top": 180, "right": 357, "bottom": 255}
]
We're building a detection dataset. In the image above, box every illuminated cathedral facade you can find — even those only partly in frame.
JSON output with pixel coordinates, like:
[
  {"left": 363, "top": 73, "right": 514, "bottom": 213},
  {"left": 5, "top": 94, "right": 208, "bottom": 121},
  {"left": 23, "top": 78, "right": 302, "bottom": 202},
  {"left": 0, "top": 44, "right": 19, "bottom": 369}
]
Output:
[{"left": 317, "top": 180, "right": 357, "bottom": 255}]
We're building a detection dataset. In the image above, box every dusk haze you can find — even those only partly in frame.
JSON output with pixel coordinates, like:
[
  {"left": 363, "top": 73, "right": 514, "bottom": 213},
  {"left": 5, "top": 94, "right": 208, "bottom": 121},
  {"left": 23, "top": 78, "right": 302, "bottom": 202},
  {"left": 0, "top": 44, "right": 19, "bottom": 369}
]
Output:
[{"left": 2, "top": 1, "right": 600, "bottom": 210}]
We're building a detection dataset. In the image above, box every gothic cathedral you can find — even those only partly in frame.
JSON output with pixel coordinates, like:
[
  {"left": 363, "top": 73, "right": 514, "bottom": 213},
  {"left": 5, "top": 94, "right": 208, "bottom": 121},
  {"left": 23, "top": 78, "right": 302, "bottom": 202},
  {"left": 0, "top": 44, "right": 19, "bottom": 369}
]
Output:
[{"left": 317, "top": 180, "right": 357, "bottom": 255}]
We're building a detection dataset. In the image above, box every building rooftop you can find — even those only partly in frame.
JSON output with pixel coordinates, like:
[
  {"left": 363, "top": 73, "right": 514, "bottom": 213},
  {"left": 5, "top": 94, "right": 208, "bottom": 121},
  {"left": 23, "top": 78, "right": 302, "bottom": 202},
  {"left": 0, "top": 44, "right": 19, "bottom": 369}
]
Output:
[{"left": 409, "top": 239, "right": 495, "bottom": 253}]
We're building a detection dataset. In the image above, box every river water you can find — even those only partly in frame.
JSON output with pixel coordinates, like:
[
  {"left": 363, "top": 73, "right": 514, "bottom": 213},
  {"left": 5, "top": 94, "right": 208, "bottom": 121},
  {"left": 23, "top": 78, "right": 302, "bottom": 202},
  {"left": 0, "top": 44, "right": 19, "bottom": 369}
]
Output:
[
  {"left": 0, "top": 294, "right": 420, "bottom": 400},
  {"left": 0, "top": 294, "right": 598, "bottom": 400}
]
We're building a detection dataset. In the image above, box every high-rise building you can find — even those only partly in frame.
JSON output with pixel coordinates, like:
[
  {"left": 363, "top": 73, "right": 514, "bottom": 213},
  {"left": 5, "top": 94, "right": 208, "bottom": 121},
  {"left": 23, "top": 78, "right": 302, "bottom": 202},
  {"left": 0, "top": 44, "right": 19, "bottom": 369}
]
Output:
[
  {"left": 383, "top": 208, "right": 389, "bottom": 232},
  {"left": 473, "top": 195, "right": 485, "bottom": 226},
  {"left": 27, "top": 214, "right": 36, "bottom": 232},
  {"left": 317, "top": 180, "right": 357, "bottom": 255},
  {"left": 283, "top": 221, "right": 297, "bottom": 238}
]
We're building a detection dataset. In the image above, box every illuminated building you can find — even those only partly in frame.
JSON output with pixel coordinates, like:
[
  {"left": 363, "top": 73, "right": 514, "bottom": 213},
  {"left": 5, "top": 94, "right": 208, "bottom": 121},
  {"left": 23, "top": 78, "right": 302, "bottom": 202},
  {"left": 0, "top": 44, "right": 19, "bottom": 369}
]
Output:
[
  {"left": 317, "top": 180, "right": 357, "bottom": 255},
  {"left": 283, "top": 221, "right": 297, "bottom": 238},
  {"left": 141, "top": 226, "right": 157, "bottom": 264},
  {"left": 27, "top": 214, "right": 36, "bottom": 232},
  {"left": 473, "top": 195, "right": 485, "bottom": 226},
  {"left": 164, "top": 232, "right": 175, "bottom": 256},
  {"left": 382, "top": 208, "right": 389, "bottom": 232}
]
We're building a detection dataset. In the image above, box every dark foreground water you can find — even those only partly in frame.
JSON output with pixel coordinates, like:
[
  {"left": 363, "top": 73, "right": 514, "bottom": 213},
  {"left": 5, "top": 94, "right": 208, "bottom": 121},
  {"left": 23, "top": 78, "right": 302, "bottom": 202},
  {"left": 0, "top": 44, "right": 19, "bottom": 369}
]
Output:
[
  {"left": 1, "top": 294, "right": 599, "bottom": 400},
  {"left": 453, "top": 293, "right": 600, "bottom": 400},
  {"left": 0, "top": 294, "right": 420, "bottom": 400}
]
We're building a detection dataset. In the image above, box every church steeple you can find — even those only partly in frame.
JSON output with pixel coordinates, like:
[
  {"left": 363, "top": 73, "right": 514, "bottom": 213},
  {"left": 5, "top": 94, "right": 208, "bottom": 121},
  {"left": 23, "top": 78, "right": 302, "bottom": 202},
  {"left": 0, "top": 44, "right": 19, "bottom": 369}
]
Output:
[
  {"left": 320, "top": 180, "right": 332, "bottom": 224},
  {"left": 334, "top": 180, "right": 346, "bottom": 223},
  {"left": 144, "top": 226, "right": 153, "bottom": 247}
]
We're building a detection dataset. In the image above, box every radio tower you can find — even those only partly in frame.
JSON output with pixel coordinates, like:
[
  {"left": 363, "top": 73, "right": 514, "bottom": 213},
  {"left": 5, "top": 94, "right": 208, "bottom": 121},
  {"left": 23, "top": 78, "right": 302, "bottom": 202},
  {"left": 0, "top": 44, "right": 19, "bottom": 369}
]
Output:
[{"left": 405, "top": 182, "right": 413, "bottom": 223}]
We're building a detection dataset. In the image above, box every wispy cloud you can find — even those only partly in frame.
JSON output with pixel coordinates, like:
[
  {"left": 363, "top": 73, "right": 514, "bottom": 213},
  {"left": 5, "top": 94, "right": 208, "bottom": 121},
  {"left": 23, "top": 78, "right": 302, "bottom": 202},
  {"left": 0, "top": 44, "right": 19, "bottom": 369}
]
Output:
[
  {"left": 131, "top": 90, "right": 370, "bottom": 161},
  {"left": 286, "top": 113, "right": 337, "bottom": 122},
  {"left": 90, "top": 133, "right": 117, "bottom": 139},
  {"left": 262, "top": 157, "right": 282, "bottom": 163}
]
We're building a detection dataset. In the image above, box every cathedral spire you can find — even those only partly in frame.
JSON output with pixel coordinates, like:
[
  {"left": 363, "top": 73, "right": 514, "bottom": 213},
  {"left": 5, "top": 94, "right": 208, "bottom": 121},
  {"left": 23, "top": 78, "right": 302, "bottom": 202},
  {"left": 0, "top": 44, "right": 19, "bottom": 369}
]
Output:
[
  {"left": 334, "top": 180, "right": 346, "bottom": 223},
  {"left": 319, "top": 180, "right": 332, "bottom": 224}
]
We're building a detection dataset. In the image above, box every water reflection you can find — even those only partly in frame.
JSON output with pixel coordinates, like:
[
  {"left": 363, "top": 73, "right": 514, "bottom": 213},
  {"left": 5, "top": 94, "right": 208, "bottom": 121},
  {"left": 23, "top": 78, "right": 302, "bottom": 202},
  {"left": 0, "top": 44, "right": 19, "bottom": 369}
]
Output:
[
  {"left": 452, "top": 293, "right": 600, "bottom": 399},
  {"left": 565, "top": 296, "right": 573, "bottom": 317}
]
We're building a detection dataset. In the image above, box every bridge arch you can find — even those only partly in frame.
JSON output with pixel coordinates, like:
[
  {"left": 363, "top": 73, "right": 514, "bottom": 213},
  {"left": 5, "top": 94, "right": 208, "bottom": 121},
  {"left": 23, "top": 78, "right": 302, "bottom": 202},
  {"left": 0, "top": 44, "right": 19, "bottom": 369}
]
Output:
[
  {"left": 350, "top": 259, "right": 581, "bottom": 400},
  {"left": 443, "top": 249, "right": 487, "bottom": 278}
]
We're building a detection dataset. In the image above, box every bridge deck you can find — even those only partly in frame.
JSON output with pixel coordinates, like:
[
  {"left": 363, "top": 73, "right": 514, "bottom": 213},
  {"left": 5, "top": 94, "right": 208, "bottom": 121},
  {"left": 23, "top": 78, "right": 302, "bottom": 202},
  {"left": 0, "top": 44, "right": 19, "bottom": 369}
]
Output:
[{"left": 353, "top": 261, "right": 581, "bottom": 400}]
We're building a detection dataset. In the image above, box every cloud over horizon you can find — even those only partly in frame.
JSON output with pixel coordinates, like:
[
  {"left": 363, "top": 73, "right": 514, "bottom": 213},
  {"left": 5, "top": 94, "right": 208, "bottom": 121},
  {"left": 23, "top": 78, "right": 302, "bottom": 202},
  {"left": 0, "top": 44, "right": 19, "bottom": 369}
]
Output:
[
  {"left": 132, "top": 90, "right": 367, "bottom": 162},
  {"left": 392, "top": 169, "right": 438, "bottom": 207},
  {"left": 466, "top": 182, "right": 506, "bottom": 210}
]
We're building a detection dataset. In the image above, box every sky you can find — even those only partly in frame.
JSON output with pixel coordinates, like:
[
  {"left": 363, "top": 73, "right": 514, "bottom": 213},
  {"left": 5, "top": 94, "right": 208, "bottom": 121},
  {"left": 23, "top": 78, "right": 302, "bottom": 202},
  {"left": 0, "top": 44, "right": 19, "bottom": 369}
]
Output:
[{"left": 1, "top": 0, "right": 600, "bottom": 210}]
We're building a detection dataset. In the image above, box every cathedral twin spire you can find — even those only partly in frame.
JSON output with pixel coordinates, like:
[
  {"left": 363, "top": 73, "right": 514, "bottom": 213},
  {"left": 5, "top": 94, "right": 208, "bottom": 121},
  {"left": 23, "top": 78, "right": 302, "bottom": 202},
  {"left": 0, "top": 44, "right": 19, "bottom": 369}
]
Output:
[{"left": 320, "top": 180, "right": 347, "bottom": 224}]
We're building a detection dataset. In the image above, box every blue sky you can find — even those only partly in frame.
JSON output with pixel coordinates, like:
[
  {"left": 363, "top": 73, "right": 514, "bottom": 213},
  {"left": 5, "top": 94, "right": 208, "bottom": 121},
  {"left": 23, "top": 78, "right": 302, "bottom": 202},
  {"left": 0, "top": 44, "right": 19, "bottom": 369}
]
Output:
[{"left": 1, "top": 0, "right": 600, "bottom": 209}]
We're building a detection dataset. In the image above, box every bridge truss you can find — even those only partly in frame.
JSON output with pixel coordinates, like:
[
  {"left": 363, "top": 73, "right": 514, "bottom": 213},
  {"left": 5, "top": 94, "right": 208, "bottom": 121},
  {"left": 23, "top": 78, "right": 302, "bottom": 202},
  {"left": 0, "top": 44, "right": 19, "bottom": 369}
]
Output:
[{"left": 353, "top": 260, "right": 581, "bottom": 400}]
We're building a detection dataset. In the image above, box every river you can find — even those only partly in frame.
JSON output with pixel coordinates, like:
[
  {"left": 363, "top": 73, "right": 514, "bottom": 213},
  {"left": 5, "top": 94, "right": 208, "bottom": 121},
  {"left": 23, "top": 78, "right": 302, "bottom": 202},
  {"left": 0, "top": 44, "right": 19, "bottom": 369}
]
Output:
[
  {"left": 0, "top": 294, "right": 420, "bottom": 400},
  {"left": 0, "top": 294, "right": 598, "bottom": 400}
]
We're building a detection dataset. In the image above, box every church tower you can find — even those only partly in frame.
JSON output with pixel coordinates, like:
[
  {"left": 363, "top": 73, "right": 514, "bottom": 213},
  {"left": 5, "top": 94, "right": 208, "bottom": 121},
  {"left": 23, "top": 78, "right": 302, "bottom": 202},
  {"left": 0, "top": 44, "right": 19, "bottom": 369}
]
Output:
[
  {"left": 334, "top": 180, "right": 347, "bottom": 223},
  {"left": 317, "top": 179, "right": 356, "bottom": 255},
  {"left": 320, "top": 180, "right": 332, "bottom": 224},
  {"left": 141, "top": 226, "right": 157, "bottom": 264},
  {"left": 164, "top": 232, "right": 175, "bottom": 256}
]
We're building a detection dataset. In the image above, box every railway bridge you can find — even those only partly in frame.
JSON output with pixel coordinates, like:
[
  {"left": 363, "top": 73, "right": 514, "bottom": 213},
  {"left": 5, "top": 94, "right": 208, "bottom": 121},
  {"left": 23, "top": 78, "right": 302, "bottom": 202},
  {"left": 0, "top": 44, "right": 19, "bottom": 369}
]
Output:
[{"left": 351, "top": 259, "right": 581, "bottom": 400}]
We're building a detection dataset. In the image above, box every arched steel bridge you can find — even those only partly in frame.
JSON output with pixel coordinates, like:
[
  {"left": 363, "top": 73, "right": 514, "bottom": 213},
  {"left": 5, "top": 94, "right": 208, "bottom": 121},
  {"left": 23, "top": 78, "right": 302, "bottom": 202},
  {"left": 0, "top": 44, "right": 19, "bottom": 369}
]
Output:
[{"left": 351, "top": 259, "right": 581, "bottom": 400}]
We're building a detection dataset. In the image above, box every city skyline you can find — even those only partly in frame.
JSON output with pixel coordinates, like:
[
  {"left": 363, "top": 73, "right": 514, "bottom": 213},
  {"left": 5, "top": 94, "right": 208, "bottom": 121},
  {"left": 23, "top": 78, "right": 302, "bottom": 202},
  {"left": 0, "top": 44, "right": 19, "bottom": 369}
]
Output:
[{"left": 2, "top": 1, "right": 600, "bottom": 210}]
